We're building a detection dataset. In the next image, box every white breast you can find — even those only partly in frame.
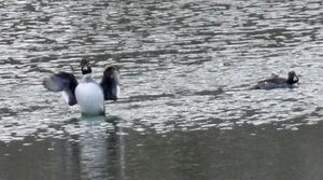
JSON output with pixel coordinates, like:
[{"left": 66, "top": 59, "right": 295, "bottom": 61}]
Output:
[{"left": 75, "top": 82, "right": 105, "bottom": 116}]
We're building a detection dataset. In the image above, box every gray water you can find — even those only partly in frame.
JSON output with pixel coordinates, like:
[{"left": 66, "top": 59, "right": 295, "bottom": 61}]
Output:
[{"left": 1, "top": 0, "right": 323, "bottom": 179}]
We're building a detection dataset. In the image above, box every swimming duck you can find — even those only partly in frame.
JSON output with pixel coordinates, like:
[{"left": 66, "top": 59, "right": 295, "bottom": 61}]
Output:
[
  {"left": 252, "top": 71, "right": 299, "bottom": 90},
  {"left": 43, "top": 59, "right": 120, "bottom": 116}
]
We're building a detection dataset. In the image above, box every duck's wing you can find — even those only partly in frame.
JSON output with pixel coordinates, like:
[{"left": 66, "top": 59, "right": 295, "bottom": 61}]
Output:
[
  {"left": 263, "top": 77, "right": 286, "bottom": 84},
  {"left": 100, "top": 66, "right": 120, "bottom": 101},
  {"left": 252, "top": 77, "right": 287, "bottom": 89},
  {"left": 43, "top": 72, "right": 78, "bottom": 106}
]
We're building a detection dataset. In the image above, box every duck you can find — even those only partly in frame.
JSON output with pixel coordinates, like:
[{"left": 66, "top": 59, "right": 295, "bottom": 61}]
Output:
[
  {"left": 43, "top": 59, "right": 120, "bottom": 116},
  {"left": 252, "top": 71, "right": 299, "bottom": 90}
]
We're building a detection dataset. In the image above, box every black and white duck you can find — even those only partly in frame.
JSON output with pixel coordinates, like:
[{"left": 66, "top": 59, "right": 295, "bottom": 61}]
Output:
[
  {"left": 43, "top": 59, "right": 120, "bottom": 116},
  {"left": 252, "top": 71, "right": 299, "bottom": 90}
]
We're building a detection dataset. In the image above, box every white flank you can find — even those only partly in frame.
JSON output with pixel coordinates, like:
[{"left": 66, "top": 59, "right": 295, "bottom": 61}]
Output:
[
  {"left": 75, "top": 81, "right": 105, "bottom": 116},
  {"left": 61, "top": 91, "right": 70, "bottom": 104},
  {"left": 116, "top": 85, "right": 120, "bottom": 98}
]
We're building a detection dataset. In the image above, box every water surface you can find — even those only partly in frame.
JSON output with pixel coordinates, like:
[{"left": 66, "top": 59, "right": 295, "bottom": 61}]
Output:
[{"left": 1, "top": 0, "right": 323, "bottom": 179}]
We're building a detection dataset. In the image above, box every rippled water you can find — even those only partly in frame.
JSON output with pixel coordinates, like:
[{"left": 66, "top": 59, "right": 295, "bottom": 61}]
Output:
[{"left": 1, "top": 0, "right": 323, "bottom": 179}]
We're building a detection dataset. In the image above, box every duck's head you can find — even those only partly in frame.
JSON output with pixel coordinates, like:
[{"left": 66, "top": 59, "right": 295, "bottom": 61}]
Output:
[
  {"left": 287, "top": 71, "right": 299, "bottom": 84},
  {"left": 80, "top": 59, "right": 92, "bottom": 75}
]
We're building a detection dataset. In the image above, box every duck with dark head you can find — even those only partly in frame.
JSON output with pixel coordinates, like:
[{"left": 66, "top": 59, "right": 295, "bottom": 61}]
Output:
[
  {"left": 43, "top": 59, "right": 120, "bottom": 116},
  {"left": 252, "top": 71, "right": 299, "bottom": 90},
  {"left": 286, "top": 71, "right": 299, "bottom": 85}
]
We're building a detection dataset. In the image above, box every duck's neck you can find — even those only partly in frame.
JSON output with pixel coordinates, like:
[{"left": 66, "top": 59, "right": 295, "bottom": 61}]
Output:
[{"left": 81, "top": 74, "right": 94, "bottom": 83}]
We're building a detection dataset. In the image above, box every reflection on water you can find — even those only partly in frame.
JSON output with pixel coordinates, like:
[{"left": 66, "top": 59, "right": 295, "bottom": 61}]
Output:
[
  {"left": 0, "top": 116, "right": 123, "bottom": 180},
  {"left": 1, "top": 0, "right": 323, "bottom": 135},
  {"left": 1, "top": 0, "right": 323, "bottom": 179},
  {"left": 2, "top": 119, "right": 323, "bottom": 180}
]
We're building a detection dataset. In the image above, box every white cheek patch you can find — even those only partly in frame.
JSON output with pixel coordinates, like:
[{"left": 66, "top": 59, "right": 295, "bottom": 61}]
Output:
[{"left": 293, "top": 76, "right": 298, "bottom": 82}]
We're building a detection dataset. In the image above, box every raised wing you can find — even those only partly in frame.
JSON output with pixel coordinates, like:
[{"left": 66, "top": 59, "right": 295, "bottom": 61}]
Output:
[
  {"left": 100, "top": 66, "right": 120, "bottom": 101},
  {"left": 43, "top": 72, "right": 78, "bottom": 106}
]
